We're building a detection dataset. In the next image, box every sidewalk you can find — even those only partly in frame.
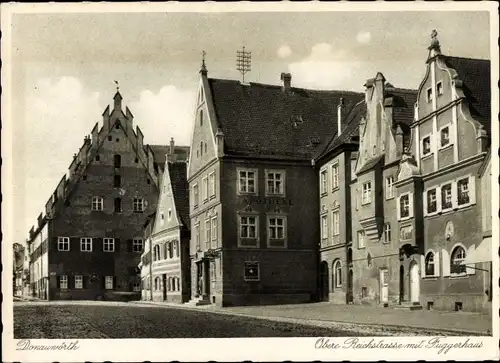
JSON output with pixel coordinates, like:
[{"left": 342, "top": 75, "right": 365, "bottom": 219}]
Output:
[{"left": 133, "top": 300, "right": 493, "bottom": 336}]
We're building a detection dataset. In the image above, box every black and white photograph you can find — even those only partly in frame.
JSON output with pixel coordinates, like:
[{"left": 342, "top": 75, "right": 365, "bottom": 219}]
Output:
[{"left": 2, "top": 1, "right": 499, "bottom": 362}]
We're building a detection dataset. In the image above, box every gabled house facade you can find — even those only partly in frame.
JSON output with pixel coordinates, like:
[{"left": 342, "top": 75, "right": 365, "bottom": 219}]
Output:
[
  {"left": 396, "top": 31, "right": 491, "bottom": 312},
  {"left": 187, "top": 61, "right": 364, "bottom": 307},
  {"left": 349, "top": 73, "right": 417, "bottom": 307},
  {"left": 26, "top": 92, "right": 182, "bottom": 301},
  {"left": 140, "top": 145, "right": 191, "bottom": 303}
]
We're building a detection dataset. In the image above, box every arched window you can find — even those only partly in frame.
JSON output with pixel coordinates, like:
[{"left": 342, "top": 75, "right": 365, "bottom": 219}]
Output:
[
  {"left": 451, "top": 246, "right": 466, "bottom": 275},
  {"left": 425, "top": 252, "right": 435, "bottom": 276},
  {"left": 367, "top": 253, "right": 372, "bottom": 267},
  {"left": 200, "top": 141, "right": 203, "bottom": 156},
  {"left": 154, "top": 277, "right": 159, "bottom": 291},
  {"left": 199, "top": 110, "right": 204, "bottom": 126},
  {"left": 334, "top": 260, "right": 342, "bottom": 288}
]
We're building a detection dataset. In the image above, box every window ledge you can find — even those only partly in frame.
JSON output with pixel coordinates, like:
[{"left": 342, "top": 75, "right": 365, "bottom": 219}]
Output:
[
  {"left": 398, "top": 216, "right": 413, "bottom": 222},
  {"left": 237, "top": 192, "right": 258, "bottom": 196},
  {"left": 422, "top": 276, "right": 439, "bottom": 280},
  {"left": 320, "top": 192, "right": 328, "bottom": 197},
  {"left": 209, "top": 195, "right": 216, "bottom": 200},
  {"left": 425, "top": 211, "right": 439, "bottom": 218},
  {"left": 421, "top": 152, "right": 433, "bottom": 160},
  {"left": 447, "top": 274, "right": 469, "bottom": 280},
  {"left": 265, "top": 193, "right": 286, "bottom": 198},
  {"left": 361, "top": 201, "right": 372, "bottom": 206},
  {"left": 438, "top": 143, "right": 453, "bottom": 152},
  {"left": 385, "top": 196, "right": 395, "bottom": 201},
  {"left": 331, "top": 186, "right": 340, "bottom": 193}
]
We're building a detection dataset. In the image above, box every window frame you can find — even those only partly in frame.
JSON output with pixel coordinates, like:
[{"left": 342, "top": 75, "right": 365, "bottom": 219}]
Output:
[
  {"left": 332, "top": 210, "right": 340, "bottom": 237},
  {"left": 383, "top": 223, "right": 391, "bottom": 244},
  {"left": 331, "top": 163, "right": 339, "bottom": 191},
  {"left": 426, "top": 87, "right": 433, "bottom": 103},
  {"left": 237, "top": 168, "right": 258, "bottom": 195},
  {"left": 238, "top": 214, "right": 259, "bottom": 248},
  {"left": 320, "top": 169, "right": 328, "bottom": 195},
  {"left": 211, "top": 216, "right": 218, "bottom": 249},
  {"left": 91, "top": 196, "right": 103, "bottom": 211},
  {"left": 103, "top": 238, "right": 115, "bottom": 252},
  {"left": 244, "top": 261, "right": 260, "bottom": 281},
  {"left": 209, "top": 171, "right": 216, "bottom": 198},
  {"left": 424, "top": 187, "right": 439, "bottom": 216},
  {"left": 265, "top": 169, "right": 286, "bottom": 197},
  {"left": 333, "top": 260, "right": 342, "bottom": 288},
  {"left": 357, "top": 230, "right": 366, "bottom": 249},
  {"left": 321, "top": 214, "right": 329, "bottom": 241},
  {"left": 105, "top": 276, "right": 114, "bottom": 290},
  {"left": 425, "top": 251, "right": 436, "bottom": 277},
  {"left": 193, "top": 183, "right": 199, "bottom": 208},
  {"left": 436, "top": 80, "right": 443, "bottom": 96},
  {"left": 421, "top": 133, "right": 433, "bottom": 158},
  {"left": 57, "top": 237, "right": 70, "bottom": 252},
  {"left": 361, "top": 181, "right": 372, "bottom": 205},
  {"left": 202, "top": 176, "right": 209, "bottom": 202},
  {"left": 456, "top": 175, "right": 475, "bottom": 208},
  {"left": 450, "top": 245, "right": 467, "bottom": 277},
  {"left": 440, "top": 182, "right": 453, "bottom": 212},
  {"left": 74, "top": 275, "right": 83, "bottom": 289},
  {"left": 267, "top": 215, "right": 287, "bottom": 248},
  {"left": 385, "top": 176, "right": 394, "bottom": 200},
  {"left": 133, "top": 238, "right": 143, "bottom": 253},
  {"left": 59, "top": 275, "right": 68, "bottom": 290},
  {"left": 195, "top": 223, "right": 201, "bottom": 251},
  {"left": 204, "top": 219, "right": 211, "bottom": 250},
  {"left": 80, "top": 237, "right": 93, "bottom": 252},
  {"left": 133, "top": 198, "right": 144, "bottom": 213},
  {"left": 438, "top": 123, "right": 452, "bottom": 149},
  {"left": 397, "top": 192, "right": 413, "bottom": 221}
]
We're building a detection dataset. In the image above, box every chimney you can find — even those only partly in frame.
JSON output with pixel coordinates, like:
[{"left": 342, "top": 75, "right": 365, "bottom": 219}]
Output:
[
  {"left": 476, "top": 125, "right": 489, "bottom": 153},
  {"left": 337, "top": 98, "right": 345, "bottom": 135},
  {"left": 91, "top": 122, "right": 99, "bottom": 151},
  {"left": 216, "top": 129, "right": 225, "bottom": 158},
  {"left": 395, "top": 124, "right": 404, "bottom": 157},
  {"left": 169, "top": 137, "right": 175, "bottom": 155},
  {"left": 280, "top": 72, "right": 292, "bottom": 93}
]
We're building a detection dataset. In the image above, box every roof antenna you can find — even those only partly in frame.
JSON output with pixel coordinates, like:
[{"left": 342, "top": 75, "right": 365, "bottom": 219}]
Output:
[{"left": 236, "top": 46, "right": 252, "bottom": 83}]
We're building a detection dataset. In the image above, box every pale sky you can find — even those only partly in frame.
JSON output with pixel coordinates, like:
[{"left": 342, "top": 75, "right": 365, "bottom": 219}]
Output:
[{"left": 5, "top": 6, "right": 492, "bottom": 245}]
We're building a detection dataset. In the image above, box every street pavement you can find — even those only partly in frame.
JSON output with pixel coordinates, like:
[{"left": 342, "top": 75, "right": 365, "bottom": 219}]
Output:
[{"left": 13, "top": 299, "right": 492, "bottom": 338}]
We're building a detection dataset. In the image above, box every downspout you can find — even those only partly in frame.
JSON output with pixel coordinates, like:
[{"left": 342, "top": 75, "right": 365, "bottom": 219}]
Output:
[{"left": 149, "top": 237, "right": 153, "bottom": 301}]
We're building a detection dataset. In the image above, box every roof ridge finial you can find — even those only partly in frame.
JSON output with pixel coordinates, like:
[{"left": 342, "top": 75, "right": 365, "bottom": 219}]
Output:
[
  {"left": 200, "top": 50, "right": 207, "bottom": 75},
  {"left": 114, "top": 80, "right": 119, "bottom": 92},
  {"left": 429, "top": 29, "right": 441, "bottom": 54}
]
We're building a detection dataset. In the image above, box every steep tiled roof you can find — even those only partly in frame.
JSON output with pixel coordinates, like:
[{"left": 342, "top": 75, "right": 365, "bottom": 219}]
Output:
[
  {"left": 208, "top": 78, "right": 364, "bottom": 160},
  {"left": 150, "top": 145, "right": 190, "bottom": 172},
  {"left": 444, "top": 56, "right": 491, "bottom": 133},
  {"left": 385, "top": 87, "right": 418, "bottom": 126},
  {"left": 167, "top": 162, "right": 190, "bottom": 229},
  {"left": 315, "top": 101, "right": 365, "bottom": 161}
]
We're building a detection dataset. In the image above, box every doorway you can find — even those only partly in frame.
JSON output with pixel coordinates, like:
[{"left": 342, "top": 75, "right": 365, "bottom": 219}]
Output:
[
  {"left": 409, "top": 261, "right": 420, "bottom": 303},
  {"left": 399, "top": 265, "right": 405, "bottom": 304},
  {"left": 319, "top": 261, "right": 329, "bottom": 301},
  {"left": 347, "top": 269, "right": 354, "bottom": 304},
  {"left": 379, "top": 268, "right": 389, "bottom": 305}
]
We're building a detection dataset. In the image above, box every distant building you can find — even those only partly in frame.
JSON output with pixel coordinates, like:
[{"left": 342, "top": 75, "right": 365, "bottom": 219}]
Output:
[
  {"left": 140, "top": 144, "right": 191, "bottom": 303},
  {"left": 187, "top": 61, "right": 364, "bottom": 306},
  {"left": 13, "top": 243, "right": 29, "bottom": 296},
  {"left": 27, "top": 91, "right": 187, "bottom": 301},
  {"left": 396, "top": 31, "right": 492, "bottom": 312}
]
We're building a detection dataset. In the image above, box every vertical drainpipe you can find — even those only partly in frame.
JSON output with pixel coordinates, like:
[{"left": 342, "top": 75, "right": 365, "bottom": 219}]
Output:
[{"left": 149, "top": 236, "right": 153, "bottom": 301}]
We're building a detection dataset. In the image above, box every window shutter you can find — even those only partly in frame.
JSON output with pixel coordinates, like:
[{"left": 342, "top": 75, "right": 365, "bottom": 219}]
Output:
[
  {"left": 451, "top": 180, "right": 458, "bottom": 208},
  {"left": 56, "top": 275, "right": 61, "bottom": 288},
  {"left": 127, "top": 239, "right": 133, "bottom": 252},
  {"left": 409, "top": 193, "right": 414, "bottom": 218},
  {"left": 396, "top": 196, "right": 401, "bottom": 220},
  {"left": 434, "top": 251, "right": 441, "bottom": 276},
  {"left": 68, "top": 276, "right": 74, "bottom": 289},
  {"left": 113, "top": 276, "right": 117, "bottom": 289},
  {"left": 115, "top": 238, "right": 121, "bottom": 252},
  {"left": 469, "top": 176, "right": 476, "bottom": 205},
  {"left": 53, "top": 237, "right": 59, "bottom": 251},
  {"left": 436, "top": 186, "right": 442, "bottom": 211},
  {"left": 441, "top": 249, "right": 450, "bottom": 277},
  {"left": 82, "top": 276, "right": 87, "bottom": 289},
  {"left": 101, "top": 276, "right": 106, "bottom": 289},
  {"left": 466, "top": 244, "right": 476, "bottom": 275}
]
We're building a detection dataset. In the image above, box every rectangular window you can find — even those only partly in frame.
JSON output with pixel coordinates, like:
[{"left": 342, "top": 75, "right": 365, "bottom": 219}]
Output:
[
  {"left": 133, "top": 280, "right": 141, "bottom": 292},
  {"left": 441, "top": 183, "right": 453, "bottom": 210},
  {"left": 202, "top": 176, "right": 208, "bottom": 201},
  {"left": 103, "top": 238, "right": 115, "bottom": 252},
  {"left": 74, "top": 275, "right": 83, "bottom": 289},
  {"left": 92, "top": 196, "right": 103, "bottom": 211},
  {"left": 320, "top": 170, "right": 327, "bottom": 194},
  {"left": 383, "top": 223, "right": 391, "bottom": 243},
  {"left": 357, "top": 231, "right": 365, "bottom": 249},
  {"left": 321, "top": 215, "right": 328, "bottom": 240},
  {"left": 240, "top": 216, "right": 257, "bottom": 239},
  {"left": 427, "top": 188, "right": 437, "bottom": 214},
  {"left": 133, "top": 239, "right": 143, "bottom": 253},
  {"left": 331, "top": 164, "right": 339, "bottom": 190},
  {"left": 114, "top": 175, "right": 121, "bottom": 187},
  {"left": 195, "top": 224, "right": 200, "bottom": 251},
  {"left": 385, "top": 176, "right": 394, "bottom": 199},
  {"left": 209, "top": 172, "right": 216, "bottom": 198},
  {"left": 400, "top": 194, "right": 410, "bottom": 218},
  {"left": 59, "top": 275, "right": 68, "bottom": 290},
  {"left": 266, "top": 171, "right": 285, "bottom": 196},
  {"left": 457, "top": 178, "right": 470, "bottom": 206},
  {"left": 58, "top": 237, "right": 70, "bottom": 251},
  {"left": 205, "top": 219, "right": 211, "bottom": 250},
  {"left": 239, "top": 170, "right": 256, "bottom": 194},
  {"left": 268, "top": 216, "right": 286, "bottom": 247},
  {"left": 440, "top": 126, "right": 450, "bottom": 147},
  {"left": 422, "top": 136, "right": 432, "bottom": 156},
  {"left": 114, "top": 198, "right": 122, "bottom": 213},
  {"left": 133, "top": 198, "right": 144, "bottom": 212},
  {"left": 362, "top": 181, "right": 372, "bottom": 204},
  {"left": 80, "top": 237, "right": 92, "bottom": 252},
  {"left": 426, "top": 88, "right": 433, "bottom": 102},
  {"left": 211, "top": 217, "right": 218, "bottom": 249},
  {"left": 400, "top": 225, "right": 413, "bottom": 241},
  {"left": 105, "top": 276, "right": 114, "bottom": 290},
  {"left": 193, "top": 184, "right": 199, "bottom": 207},
  {"left": 332, "top": 210, "right": 340, "bottom": 236},
  {"left": 244, "top": 262, "right": 260, "bottom": 281},
  {"left": 436, "top": 81, "right": 443, "bottom": 95}
]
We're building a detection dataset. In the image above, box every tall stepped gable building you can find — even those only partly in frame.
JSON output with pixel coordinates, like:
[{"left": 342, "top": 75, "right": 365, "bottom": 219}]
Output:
[
  {"left": 187, "top": 59, "right": 364, "bottom": 307},
  {"left": 27, "top": 91, "right": 188, "bottom": 301}
]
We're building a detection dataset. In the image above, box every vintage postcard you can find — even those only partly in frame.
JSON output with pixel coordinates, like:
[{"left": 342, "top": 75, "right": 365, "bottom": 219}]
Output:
[{"left": 2, "top": 1, "right": 499, "bottom": 362}]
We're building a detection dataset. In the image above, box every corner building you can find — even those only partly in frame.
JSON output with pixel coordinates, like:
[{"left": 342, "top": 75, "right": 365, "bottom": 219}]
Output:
[
  {"left": 188, "top": 64, "right": 363, "bottom": 306},
  {"left": 27, "top": 92, "right": 176, "bottom": 301}
]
